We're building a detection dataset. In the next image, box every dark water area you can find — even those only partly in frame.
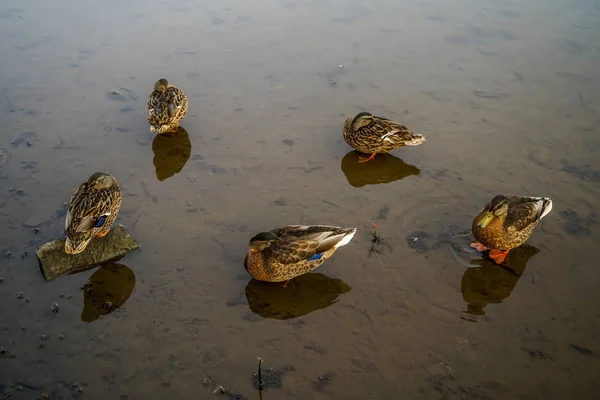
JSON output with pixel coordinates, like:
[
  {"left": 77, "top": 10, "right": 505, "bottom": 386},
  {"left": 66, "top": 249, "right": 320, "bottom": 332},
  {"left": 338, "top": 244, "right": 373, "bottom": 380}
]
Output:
[{"left": 1, "top": 0, "right": 599, "bottom": 399}]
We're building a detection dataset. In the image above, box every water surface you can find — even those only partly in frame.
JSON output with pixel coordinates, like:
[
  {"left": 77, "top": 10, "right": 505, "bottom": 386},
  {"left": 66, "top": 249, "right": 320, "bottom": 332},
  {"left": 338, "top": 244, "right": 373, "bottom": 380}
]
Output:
[{"left": 1, "top": 0, "right": 599, "bottom": 398}]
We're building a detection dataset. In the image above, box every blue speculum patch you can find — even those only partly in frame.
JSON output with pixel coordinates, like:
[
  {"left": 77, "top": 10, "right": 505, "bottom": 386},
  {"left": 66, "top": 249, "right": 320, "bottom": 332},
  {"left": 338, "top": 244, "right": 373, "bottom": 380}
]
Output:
[
  {"left": 95, "top": 214, "right": 109, "bottom": 228},
  {"left": 307, "top": 253, "right": 324, "bottom": 261}
]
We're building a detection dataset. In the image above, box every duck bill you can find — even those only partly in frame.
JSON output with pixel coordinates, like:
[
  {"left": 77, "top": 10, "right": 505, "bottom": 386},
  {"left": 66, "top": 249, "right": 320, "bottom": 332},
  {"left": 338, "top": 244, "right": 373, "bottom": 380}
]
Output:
[{"left": 477, "top": 212, "right": 495, "bottom": 228}]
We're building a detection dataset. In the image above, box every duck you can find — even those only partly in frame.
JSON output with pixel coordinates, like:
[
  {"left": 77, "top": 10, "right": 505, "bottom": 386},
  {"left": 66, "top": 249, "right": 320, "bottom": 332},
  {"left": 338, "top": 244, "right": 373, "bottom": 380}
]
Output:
[
  {"left": 471, "top": 195, "right": 553, "bottom": 264},
  {"left": 343, "top": 111, "right": 425, "bottom": 163},
  {"left": 64, "top": 172, "right": 122, "bottom": 255},
  {"left": 147, "top": 78, "right": 188, "bottom": 134},
  {"left": 244, "top": 225, "right": 357, "bottom": 286}
]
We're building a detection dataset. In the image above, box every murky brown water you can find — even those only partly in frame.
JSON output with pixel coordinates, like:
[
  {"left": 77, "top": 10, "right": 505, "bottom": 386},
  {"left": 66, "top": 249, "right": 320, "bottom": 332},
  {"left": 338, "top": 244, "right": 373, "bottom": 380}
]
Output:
[{"left": 1, "top": 0, "right": 600, "bottom": 398}]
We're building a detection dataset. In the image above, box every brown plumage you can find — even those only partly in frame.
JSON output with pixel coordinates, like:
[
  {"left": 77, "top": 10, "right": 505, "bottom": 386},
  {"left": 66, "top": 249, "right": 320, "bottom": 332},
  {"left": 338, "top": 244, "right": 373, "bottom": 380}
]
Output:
[
  {"left": 244, "top": 225, "right": 357, "bottom": 285},
  {"left": 147, "top": 78, "right": 188, "bottom": 134},
  {"left": 471, "top": 195, "right": 553, "bottom": 264},
  {"left": 65, "top": 172, "right": 122, "bottom": 255},
  {"left": 343, "top": 111, "right": 425, "bottom": 162}
]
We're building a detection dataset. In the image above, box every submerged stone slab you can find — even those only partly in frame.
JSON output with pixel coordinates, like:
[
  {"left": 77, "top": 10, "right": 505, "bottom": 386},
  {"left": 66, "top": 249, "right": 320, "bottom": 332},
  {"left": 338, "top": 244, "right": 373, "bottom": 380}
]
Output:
[{"left": 36, "top": 225, "right": 140, "bottom": 281}]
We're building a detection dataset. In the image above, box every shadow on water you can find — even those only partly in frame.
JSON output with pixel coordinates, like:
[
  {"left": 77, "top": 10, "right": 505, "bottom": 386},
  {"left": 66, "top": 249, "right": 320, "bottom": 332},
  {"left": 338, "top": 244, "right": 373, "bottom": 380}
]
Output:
[
  {"left": 340, "top": 150, "right": 420, "bottom": 188},
  {"left": 151, "top": 126, "right": 192, "bottom": 181},
  {"left": 460, "top": 244, "right": 540, "bottom": 320},
  {"left": 245, "top": 273, "right": 351, "bottom": 320},
  {"left": 81, "top": 263, "right": 136, "bottom": 323}
]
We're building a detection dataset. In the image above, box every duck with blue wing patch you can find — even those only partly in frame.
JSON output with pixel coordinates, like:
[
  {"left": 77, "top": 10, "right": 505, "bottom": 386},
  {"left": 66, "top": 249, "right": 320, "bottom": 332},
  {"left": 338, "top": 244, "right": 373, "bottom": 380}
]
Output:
[
  {"left": 64, "top": 172, "right": 122, "bottom": 255},
  {"left": 244, "top": 225, "right": 357, "bottom": 287}
]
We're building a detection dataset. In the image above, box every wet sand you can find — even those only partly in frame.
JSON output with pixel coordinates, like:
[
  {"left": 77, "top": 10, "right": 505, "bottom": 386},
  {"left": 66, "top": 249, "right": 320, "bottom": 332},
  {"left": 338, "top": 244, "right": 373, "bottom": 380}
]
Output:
[{"left": 1, "top": 0, "right": 600, "bottom": 398}]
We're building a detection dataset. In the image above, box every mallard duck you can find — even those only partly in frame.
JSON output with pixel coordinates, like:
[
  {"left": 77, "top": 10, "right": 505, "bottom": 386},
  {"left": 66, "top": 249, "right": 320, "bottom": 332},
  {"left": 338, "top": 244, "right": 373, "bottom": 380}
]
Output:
[
  {"left": 147, "top": 78, "right": 188, "bottom": 134},
  {"left": 471, "top": 195, "right": 553, "bottom": 264},
  {"left": 244, "top": 225, "right": 357, "bottom": 286},
  {"left": 343, "top": 111, "right": 425, "bottom": 163},
  {"left": 65, "top": 172, "right": 122, "bottom": 255}
]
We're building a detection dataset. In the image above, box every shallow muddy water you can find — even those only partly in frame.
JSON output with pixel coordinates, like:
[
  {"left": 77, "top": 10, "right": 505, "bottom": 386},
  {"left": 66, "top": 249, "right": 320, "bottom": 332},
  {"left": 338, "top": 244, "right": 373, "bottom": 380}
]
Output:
[{"left": 1, "top": 0, "right": 600, "bottom": 399}]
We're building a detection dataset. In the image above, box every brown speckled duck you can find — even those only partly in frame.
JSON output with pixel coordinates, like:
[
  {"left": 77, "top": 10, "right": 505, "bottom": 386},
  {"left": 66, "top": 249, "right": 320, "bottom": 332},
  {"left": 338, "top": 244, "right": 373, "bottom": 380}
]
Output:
[
  {"left": 65, "top": 172, "right": 122, "bottom": 254},
  {"left": 244, "top": 225, "right": 357, "bottom": 286},
  {"left": 471, "top": 195, "right": 553, "bottom": 264},
  {"left": 147, "top": 78, "right": 188, "bottom": 134},
  {"left": 343, "top": 111, "right": 425, "bottom": 162}
]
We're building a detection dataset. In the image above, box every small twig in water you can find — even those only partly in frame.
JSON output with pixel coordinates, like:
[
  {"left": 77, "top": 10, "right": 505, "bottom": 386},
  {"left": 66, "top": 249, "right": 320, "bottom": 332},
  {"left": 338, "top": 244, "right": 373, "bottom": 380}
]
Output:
[
  {"left": 257, "top": 357, "right": 264, "bottom": 400},
  {"left": 257, "top": 357, "right": 264, "bottom": 391}
]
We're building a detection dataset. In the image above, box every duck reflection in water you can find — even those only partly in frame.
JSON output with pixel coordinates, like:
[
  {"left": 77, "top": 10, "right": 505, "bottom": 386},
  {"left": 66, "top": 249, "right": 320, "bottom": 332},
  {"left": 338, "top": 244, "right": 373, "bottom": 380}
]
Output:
[
  {"left": 245, "top": 273, "right": 351, "bottom": 320},
  {"left": 81, "top": 263, "right": 136, "bottom": 322},
  {"left": 340, "top": 150, "right": 420, "bottom": 188},
  {"left": 152, "top": 126, "right": 191, "bottom": 181},
  {"left": 461, "top": 244, "right": 540, "bottom": 319}
]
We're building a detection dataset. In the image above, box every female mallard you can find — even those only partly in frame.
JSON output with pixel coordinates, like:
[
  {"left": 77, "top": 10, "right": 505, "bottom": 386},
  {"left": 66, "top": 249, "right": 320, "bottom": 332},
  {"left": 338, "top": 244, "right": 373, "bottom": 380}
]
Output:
[
  {"left": 147, "top": 78, "right": 188, "bottom": 134},
  {"left": 343, "top": 111, "right": 425, "bottom": 163},
  {"left": 244, "top": 225, "right": 357, "bottom": 286},
  {"left": 64, "top": 172, "right": 122, "bottom": 254},
  {"left": 471, "top": 195, "right": 553, "bottom": 264}
]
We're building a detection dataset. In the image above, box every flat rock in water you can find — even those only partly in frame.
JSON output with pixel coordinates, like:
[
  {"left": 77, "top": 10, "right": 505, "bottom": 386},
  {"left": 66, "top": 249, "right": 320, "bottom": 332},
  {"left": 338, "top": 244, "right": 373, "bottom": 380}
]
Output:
[{"left": 36, "top": 225, "right": 140, "bottom": 281}]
